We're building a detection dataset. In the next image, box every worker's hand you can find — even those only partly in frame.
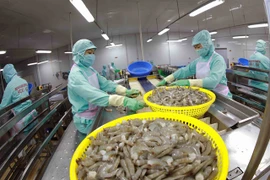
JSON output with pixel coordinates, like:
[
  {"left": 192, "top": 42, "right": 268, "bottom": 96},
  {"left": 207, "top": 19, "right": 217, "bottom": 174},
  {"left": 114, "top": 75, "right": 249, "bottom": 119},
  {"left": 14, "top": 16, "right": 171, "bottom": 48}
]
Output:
[
  {"left": 115, "top": 69, "right": 120, "bottom": 73},
  {"left": 123, "top": 97, "right": 147, "bottom": 111},
  {"left": 156, "top": 80, "right": 167, "bottom": 87},
  {"left": 170, "top": 79, "right": 190, "bottom": 86},
  {"left": 126, "top": 89, "right": 141, "bottom": 98}
]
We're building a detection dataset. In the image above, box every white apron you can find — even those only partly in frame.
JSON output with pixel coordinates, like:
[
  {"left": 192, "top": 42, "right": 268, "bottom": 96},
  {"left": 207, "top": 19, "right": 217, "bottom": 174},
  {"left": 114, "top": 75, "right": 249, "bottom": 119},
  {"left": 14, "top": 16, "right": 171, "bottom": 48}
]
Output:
[
  {"left": 73, "top": 64, "right": 100, "bottom": 122},
  {"left": 196, "top": 52, "right": 229, "bottom": 96}
]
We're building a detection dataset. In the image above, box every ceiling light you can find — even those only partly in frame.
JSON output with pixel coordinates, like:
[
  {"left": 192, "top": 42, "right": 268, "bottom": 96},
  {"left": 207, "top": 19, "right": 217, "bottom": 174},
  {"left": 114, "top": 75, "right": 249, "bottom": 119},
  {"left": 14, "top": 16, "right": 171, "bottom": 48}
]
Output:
[
  {"left": 233, "top": 36, "right": 249, "bottom": 39},
  {"left": 212, "top": 39, "right": 215, "bottom": 41},
  {"left": 70, "top": 0, "right": 95, "bottom": 23},
  {"left": 27, "top": 62, "right": 38, "bottom": 66},
  {"left": 229, "top": 4, "right": 242, "bottom": 11},
  {"left": 209, "top": 31, "right": 217, "bottom": 35},
  {"left": 110, "top": 42, "right": 115, "bottom": 46},
  {"left": 36, "top": 50, "right": 52, "bottom": 54},
  {"left": 64, "top": 51, "right": 73, "bottom": 54},
  {"left": 248, "top": 23, "right": 268, "bottom": 28},
  {"left": 114, "top": 44, "right": 123, "bottom": 47},
  {"left": 101, "top": 33, "right": 109, "bottom": 40},
  {"left": 0, "top": 51, "right": 6, "bottom": 55},
  {"left": 167, "top": 39, "right": 181, "bottom": 43},
  {"left": 167, "top": 38, "right": 187, "bottom": 43},
  {"left": 179, "top": 38, "right": 187, "bottom": 41},
  {"left": 38, "top": 60, "right": 49, "bottom": 65},
  {"left": 106, "top": 44, "right": 123, "bottom": 48},
  {"left": 191, "top": 30, "right": 194, "bottom": 32},
  {"left": 0, "top": 69, "right": 3, "bottom": 71},
  {"left": 167, "top": 19, "right": 171, "bottom": 22},
  {"left": 189, "top": 0, "right": 225, "bottom": 17},
  {"left": 158, "top": 28, "right": 170, "bottom": 35},
  {"left": 147, "top": 38, "right": 153, "bottom": 43}
]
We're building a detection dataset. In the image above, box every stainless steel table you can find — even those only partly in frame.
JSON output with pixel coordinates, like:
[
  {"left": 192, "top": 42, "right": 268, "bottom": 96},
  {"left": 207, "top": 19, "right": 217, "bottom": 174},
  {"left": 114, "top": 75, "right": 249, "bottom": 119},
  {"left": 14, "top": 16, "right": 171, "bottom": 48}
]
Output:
[{"left": 222, "top": 124, "right": 270, "bottom": 179}]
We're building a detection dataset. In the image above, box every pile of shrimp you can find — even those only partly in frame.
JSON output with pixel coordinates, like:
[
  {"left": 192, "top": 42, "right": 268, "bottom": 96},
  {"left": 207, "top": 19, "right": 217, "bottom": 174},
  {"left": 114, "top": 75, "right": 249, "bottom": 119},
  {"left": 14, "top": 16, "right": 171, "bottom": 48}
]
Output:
[
  {"left": 148, "top": 87, "right": 210, "bottom": 107},
  {"left": 76, "top": 119, "right": 218, "bottom": 180}
]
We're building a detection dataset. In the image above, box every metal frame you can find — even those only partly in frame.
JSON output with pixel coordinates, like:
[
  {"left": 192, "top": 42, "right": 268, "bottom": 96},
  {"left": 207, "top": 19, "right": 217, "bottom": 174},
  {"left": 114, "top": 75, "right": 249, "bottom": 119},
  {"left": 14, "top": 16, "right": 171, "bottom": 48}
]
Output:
[
  {"left": 19, "top": 108, "right": 72, "bottom": 180},
  {"left": 0, "top": 98, "right": 69, "bottom": 178},
  {"left": 241, "top": 1, "right": 270, "bottom": 178},
  {"left": 0, "top": 84, "right": 65, "bottom": 137}
]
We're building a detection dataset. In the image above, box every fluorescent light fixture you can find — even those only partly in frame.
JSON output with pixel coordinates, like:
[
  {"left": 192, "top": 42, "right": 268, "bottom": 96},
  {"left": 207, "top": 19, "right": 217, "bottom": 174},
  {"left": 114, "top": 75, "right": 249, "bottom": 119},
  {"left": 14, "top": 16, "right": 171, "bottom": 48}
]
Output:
[
  {"left": 147, "top": 38, "right": 152, "bottom": 43},
  {"left": 64, "top": 51, "right": 73, "bottom": 54},
  {"left": 0, "top": 69, "right": 3, "bottom": 72},
  {"left": 167, "top": 38, "right": 188, "bottom": 43},
  {"left": 233, "top": 36, "right": 249, "bottom": 39},
  {"left": 101, "top": 33, "right": 109, "bottom": 40},
  {"left": 106, "top": 44, "right": 122, "bottom": 48},
  {"left": 212, "top": 39, "right": 215, "bottom": 41},
  {"left": 209, "top": 31, "right": 217, "bottom": 35},
  {"left": 36, "top": 50, "right": 52, "bottom": 54},
  {"left": 179, "top": 38, "right": 187, "bottom": 41},
  {"left": 189, "top": 0, "right": 225, "bottom": 17},
  {"left": 106, "top": 45, "right": 113, "bottom": 49},
  {"left": 0, "top": 51, "right": 6, "bottom": 55},
  {"left": 69, "top": 0, "right": 95, "bottom": 22},
  {"left": 110, "top": 42, "right": 115, "bottom": 46},
  {"left": 248, "top": 23, "right": 268, "bottom": 28},
  {"left": 158, "top": 28, "right": 170, "bottom": 35},
  {"left": 27, "top": 62, "right": 38, "bottom": 66},
  {"left": 167, "top": 39, "right": 180, "bottom": 43},
  {"left": 38, "top": 60, "right": 49, "bottom": 65},
  {"left": 229, "top": 4, "right": 242, "bottom": 11},
  {"left": 114, "top": 44, "right": 123, "bottom": 47}
]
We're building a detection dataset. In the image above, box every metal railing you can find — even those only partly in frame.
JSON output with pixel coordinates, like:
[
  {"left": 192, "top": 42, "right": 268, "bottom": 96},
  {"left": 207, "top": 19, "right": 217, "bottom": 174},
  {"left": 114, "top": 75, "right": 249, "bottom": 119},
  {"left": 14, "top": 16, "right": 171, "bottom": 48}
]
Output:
[{"left": 0, "top": 84, "right": 65, "bottom": 137}]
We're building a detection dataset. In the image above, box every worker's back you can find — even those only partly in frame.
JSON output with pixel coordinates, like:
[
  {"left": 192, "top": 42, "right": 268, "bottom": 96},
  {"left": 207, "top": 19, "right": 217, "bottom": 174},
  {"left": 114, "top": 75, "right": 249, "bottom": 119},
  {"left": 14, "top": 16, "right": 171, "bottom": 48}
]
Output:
[
  {"left": 0, "top": 64, "right": 32, "bottom": 115},
  {"left": 249, "top": 51, "right": 270, "bottom": 91},
  {"left": 7, "top": 75, "right": 32, "bottom": 114}
]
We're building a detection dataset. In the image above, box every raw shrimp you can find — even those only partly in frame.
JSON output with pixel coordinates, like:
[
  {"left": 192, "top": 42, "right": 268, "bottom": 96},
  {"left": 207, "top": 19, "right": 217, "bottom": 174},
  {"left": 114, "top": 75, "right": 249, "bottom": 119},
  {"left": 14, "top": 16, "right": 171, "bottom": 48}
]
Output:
[
  {"left": 76, "top": 119, "right": 218, "bottom": 180},
  {"left": 148, "top": 87, "right": 210, "bottom": 107}
]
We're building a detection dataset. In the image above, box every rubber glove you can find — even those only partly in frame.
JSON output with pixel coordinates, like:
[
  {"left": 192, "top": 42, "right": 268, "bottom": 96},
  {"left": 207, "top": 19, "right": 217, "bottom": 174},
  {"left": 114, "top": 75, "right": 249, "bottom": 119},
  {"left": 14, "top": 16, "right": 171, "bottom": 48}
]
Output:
[
  {"left": 116, "top": 85, "right": 141, "bottom": 98},
  {"left": 123, "top": 97, "right": 146, "bottom": 111},
  {"left": 109, "top": 95, "right": 146, "bottom": 111},
  {"left": 170, "top": 79, "right": 190, "bottom": 86},
  {"left": 156, "top": 74, "right": 175, "bottom": 87},
  {"left": 156, "top": 79, "right": 167, "bottom": 87},
  {"left": 126, "top": 89, "right": 141, "bottom": 98}
]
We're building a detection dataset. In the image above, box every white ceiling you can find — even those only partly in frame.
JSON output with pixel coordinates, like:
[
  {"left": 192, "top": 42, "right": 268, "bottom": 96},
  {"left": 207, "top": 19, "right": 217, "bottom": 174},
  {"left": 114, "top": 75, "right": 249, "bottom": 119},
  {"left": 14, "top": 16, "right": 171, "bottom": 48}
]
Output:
[{"left": 0, "top": 0, "right": 267, "bottom": 64}]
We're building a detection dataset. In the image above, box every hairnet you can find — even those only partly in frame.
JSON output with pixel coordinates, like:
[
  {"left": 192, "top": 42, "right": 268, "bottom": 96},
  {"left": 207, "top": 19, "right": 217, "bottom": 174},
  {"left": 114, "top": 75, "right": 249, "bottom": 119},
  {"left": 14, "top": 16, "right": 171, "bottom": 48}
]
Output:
[
  {"left": 72, "top": 39, "right": 97, "bottom": 65},
  {"left": 256, "top": 39, "right": 267, "bottom": 55},
  {"left": 3, "top": 64, "right": 17, "bottom": 83},
  {"left": 192, "top": 30, "right": 214, "bottom": 57}
]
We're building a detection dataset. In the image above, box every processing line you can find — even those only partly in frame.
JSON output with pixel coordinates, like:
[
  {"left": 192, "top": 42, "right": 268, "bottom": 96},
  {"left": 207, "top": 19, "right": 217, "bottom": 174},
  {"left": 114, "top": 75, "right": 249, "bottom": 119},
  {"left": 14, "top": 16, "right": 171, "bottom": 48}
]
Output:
[{"left": 41, "top": 73, "right": 270, "bottom": 180}]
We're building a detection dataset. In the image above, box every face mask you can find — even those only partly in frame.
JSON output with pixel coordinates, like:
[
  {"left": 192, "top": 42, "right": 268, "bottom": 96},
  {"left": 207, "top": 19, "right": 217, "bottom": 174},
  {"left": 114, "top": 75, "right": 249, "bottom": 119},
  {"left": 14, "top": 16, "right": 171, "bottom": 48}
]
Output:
[
  {"left": 81, "top": 54, "right": 95, "bottom": 67},
  {"left": 196, "top": 48, "right": 208, "bottom": 57}
]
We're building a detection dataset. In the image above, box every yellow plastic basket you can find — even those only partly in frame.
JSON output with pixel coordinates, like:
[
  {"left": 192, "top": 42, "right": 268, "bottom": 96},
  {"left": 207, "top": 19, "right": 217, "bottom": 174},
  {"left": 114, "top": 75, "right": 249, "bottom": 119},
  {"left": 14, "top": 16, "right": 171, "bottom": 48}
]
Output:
[
  {"left": 70, "top": 112, "right": 229, "bottom": 180},
  {"left": 144, "top": 86, "right": 216, "bottom": 118}
]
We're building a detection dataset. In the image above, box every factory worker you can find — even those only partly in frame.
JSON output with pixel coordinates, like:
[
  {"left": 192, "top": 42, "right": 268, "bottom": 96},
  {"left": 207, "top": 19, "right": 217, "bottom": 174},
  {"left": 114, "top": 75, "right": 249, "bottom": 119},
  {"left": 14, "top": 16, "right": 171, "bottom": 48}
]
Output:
[
  {"left": 68, "top": 39, "right": 145, "bottom": 134},
  {"left": 109, "top": 62, "right": 120, "bottom": 80},
  {"left": 101, "top": 65, "right": 107, "bottom": 78},
  {"left": 0, "top": 64, "right": 38, "bottom": 136},
  {"left": 157, "top": 30, "right": 232, "bottom": 98},
  {"left": 249, "top": 39, "right": 270, "bottom": 91}
]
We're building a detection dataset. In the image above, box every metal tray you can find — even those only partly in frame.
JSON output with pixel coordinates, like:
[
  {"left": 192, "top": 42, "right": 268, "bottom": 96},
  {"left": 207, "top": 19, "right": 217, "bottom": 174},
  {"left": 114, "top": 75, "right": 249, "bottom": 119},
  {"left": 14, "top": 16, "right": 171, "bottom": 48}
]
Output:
[{"left": 208, "top": 93, "right": 259, "bottom": 128}]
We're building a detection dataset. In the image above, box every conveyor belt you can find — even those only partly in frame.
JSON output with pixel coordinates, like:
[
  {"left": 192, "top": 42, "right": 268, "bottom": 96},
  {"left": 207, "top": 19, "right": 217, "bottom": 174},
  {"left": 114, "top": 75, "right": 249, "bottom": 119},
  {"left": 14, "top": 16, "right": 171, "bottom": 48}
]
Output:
[{"left": 138, "top": 77, "right": 156, "bottom": 93}]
